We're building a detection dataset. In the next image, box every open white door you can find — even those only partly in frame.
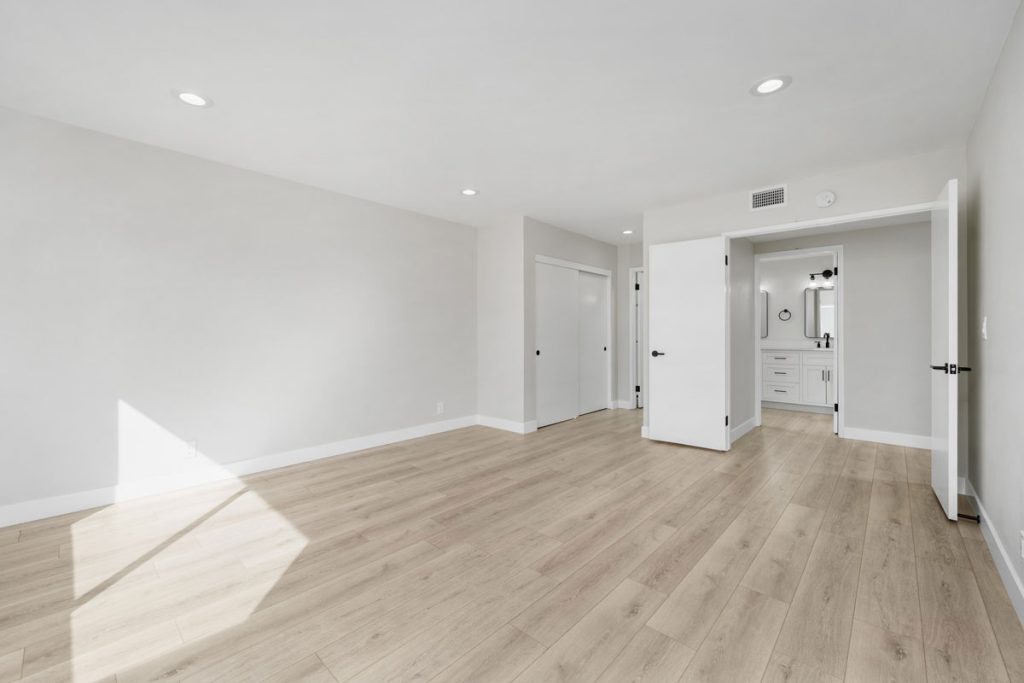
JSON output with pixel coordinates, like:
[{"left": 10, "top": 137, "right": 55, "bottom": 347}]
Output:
[
  {"left": 648, "top": 236, "right": 729, "bottom": 450},
  {"left": 578, "top": 271, "right": 609, "bottom": 414},
  {"left": 536, "top": 262, "right": 579, "bottom": 428},
  {"left": 930, "top": 179, "right": 959, "bottom": 520}
]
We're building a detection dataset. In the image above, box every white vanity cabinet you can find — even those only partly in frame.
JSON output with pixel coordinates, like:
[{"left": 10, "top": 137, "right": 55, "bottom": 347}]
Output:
[{"left": 763, "top": 349, "right": 834, "bottom": 408}]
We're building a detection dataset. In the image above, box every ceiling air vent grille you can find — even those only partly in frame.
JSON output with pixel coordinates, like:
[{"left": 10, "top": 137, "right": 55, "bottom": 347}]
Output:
[{"left": 750, "top": 184, "right": 787, "bottom": 211}]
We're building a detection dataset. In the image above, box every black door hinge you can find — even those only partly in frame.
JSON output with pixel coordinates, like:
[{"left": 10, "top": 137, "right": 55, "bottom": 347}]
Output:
[
  {"left": 833, "top": 266, "right": 838, "bottom": 275},
  {"left": 635, "top": 385, "right": 640, "bottom": 393},
  {"left": 725, "top": 255, "right": 729, "bottom": 266},
  {"left": 834, "top": 403, "right": 839, "bottom": 413},
  {"left": 725, "top": 416, "right": 729, "bottom": 426},
  {"left": 635, "top": 282, "right": 640, "bottom": 291}
]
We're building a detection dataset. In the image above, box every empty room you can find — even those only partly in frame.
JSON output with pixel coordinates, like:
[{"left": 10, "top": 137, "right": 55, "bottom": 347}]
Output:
[{"left": 3, "top": 1, "right": 1024, "bottom": 681}]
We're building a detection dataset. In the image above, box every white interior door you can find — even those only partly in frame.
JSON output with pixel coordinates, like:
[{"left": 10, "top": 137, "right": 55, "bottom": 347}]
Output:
[
  {"left": 578, "top": 271, "right": 609, "bottom": 415},
  {"left": 930, "top": 179, "right": 959, "bottom": 520},
  {"left": 648, "top": 236, "right": 729, "bottom": 450},
  {"left": 536, "top": 262, "right": 579, "bottom": 428}
]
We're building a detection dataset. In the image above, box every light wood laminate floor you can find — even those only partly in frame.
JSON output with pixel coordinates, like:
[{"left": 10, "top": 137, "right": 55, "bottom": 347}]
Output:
[{"left": 2, "top": 409, "right": 1023, "bottom": 682}]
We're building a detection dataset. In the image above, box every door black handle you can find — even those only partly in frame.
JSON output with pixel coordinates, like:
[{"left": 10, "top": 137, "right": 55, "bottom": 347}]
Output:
[
  {"left": 651, "top": 350, "right": 665, "bottom": 357},
  {"left": 603, "top": 346, "right": 607, "bottom": 351},
  {"left": 959, "top": 366, "right": 972, "bottom": 372},
  {"left": 930, "top": 364, "right": 948, "bottom": 373},
  {"left": 536, "top": 350, "right": 540, "bottom": 356}
]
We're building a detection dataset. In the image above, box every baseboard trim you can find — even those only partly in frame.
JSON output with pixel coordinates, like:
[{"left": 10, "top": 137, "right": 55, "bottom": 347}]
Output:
[
  {"left": 475, "top": 415, "right": 537, "bottom": 434},
  {"left": 967, "top": 480, "right": 1024, "bottom": 625},
  {"left": 0, "top": 414, "right": 479, "bottom": 529},
  {"left": 730, "top": 417, "right": 757, "bottom": 444},
  {"left": 842, "top": 427, "right": 931, "bottom": 449},
  {"left": 640, "top": 426, "right": 649, "bottom": 439}
]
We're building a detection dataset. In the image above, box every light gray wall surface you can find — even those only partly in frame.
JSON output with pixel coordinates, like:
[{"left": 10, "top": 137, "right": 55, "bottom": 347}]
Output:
[
  {"left": 616, "top": 243, "right": 643, "bottom": 406},
  {"left": 754, "top": 223, "right": 931, "bottom": 439},
  {"left": 729, "top": 239, "right": 756, "bottom": 430},
  {"left": 966, "top": 1, "right": 1024, "bottom": 617},
  {"left": 476, "top": 219, "right": 526, "bottom": 423},
  {"left": 0, "top": 106, "right": 478, "bottom": 506},
  {"left": 758, "top": 254, "right": 835, "bottom": 348},
  {"left": 523, "top": 217, "right": 618, "bottom": 423}
]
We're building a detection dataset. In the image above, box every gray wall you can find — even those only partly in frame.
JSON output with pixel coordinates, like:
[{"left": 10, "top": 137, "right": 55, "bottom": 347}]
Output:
[
  {"left": 730, "top": 239, "right": 756, "bottom": 429},
  {"left": 754, "top": 223, "right": 932, "bottom": 439},
  {"left": 616, "top": 243, "right": 643, "bottom": 406},
  {"left": 0, "top": 106, "right": 478, "bottom": 506},
  {"left": 758, "top": 254, "right": 834, "bottom": 348},
  {"left": 523, "top": 217, "right": 618, "bottom": 424},
  {"left": 967, "top": 0, "right": 1024, "bottom": 617}
]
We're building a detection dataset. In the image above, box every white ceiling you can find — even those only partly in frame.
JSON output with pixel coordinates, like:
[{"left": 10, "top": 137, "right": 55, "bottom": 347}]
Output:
[{"left": 0, "top": 1, "right": 1018, "bottom": 244}]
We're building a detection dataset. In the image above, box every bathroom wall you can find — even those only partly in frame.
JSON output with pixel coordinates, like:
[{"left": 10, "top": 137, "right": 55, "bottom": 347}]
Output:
[{"left": 758, "top": 254, "right": 835, "bottom": 349}]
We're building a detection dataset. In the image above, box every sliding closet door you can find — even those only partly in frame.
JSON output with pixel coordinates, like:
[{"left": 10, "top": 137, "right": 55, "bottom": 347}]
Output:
[
  {"left": 536, "top": 262, "right": 579, "bottom": 427},
  {"left": 578, "top": 271, "right": 609, "bottom": 414}
]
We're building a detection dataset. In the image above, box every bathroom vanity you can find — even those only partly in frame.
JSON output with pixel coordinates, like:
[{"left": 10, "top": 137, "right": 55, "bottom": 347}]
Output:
[{"left": 762, "top": 349, "right": 835, "bottom": 408}]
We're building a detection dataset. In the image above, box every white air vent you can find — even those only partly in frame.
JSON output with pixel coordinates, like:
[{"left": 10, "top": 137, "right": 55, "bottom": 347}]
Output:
[{"left": 750, "top": 184, "right": 787, "bottom": 211}]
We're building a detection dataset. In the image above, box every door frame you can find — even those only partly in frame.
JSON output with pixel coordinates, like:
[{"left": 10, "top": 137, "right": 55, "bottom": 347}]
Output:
[
  {"left": 628, "top": 266, "right": 645, "bottom": 409},
  {"left": 752, "top": 246, "right": 845, "bottom": 437},
  {"left": 534, "top": 255, "right": 615, "bottom": 413}
]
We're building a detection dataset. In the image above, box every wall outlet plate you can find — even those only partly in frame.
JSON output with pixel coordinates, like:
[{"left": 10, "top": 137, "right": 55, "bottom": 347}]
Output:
[{"left": 436, "top": 402, "right": 444, "bottom": 415}]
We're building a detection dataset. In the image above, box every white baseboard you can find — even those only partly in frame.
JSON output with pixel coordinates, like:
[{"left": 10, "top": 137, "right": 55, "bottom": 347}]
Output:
[
  {"left": 966, "top": 480, "right": 1024, "bottom": 625},
  {"left": 475, "top": 415, "right": 537, "bottom": 434},
  {"left": 730, "top": 417, "right": 757, "bottom": 444},
  {"left": 640, "top": 426, "right": 649, "bottom": 439},
  {"left": 0, "top": 415, "right": 478, "bottom": 529},
  {"left": 842, "top": 427, "right": 931, "bottom": 449}
]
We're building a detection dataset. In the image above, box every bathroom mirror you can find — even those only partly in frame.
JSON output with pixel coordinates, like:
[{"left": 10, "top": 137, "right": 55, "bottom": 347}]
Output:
[
  {"left": 760, "top": 290, "right": 768, "bottom": 339},
  {"left": 804, "top": 287, "right": 836, "bottom": 338}
]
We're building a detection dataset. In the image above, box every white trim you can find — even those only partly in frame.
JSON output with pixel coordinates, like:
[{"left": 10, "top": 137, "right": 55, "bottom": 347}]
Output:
[
  {"left": 730, "top": 417, "right": 757, "bottom": 443},
  {"left": 534, "top": 254, "right": 612, "bottom": 277},
  {"left": 628, "top": 267, "right": 645, "bottom": 410},
  {"left": 640, "top": 426, "right": 649, "bottom": 439},
  {"left": 0, "top": 415, "right": 480, "bottom": 528},
  {"left": 967, "top": 480, "right": 1024, "bottom": 624},
  {"left": 476, "top": 415, "right": 531, "bottom": 434},
  {"left": 725, "top": 202, "right": 937, "bottom": 240},
  {"left": 842, "top": 427, "right": 931, "bottom": 449}
]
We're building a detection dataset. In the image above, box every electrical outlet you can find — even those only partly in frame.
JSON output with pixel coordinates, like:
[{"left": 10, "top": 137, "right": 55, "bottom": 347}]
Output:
[
  {"left": 186, "top": 440, "right": 198, "bottom": 459},
  {"left": 436, "top": 402, "right": 444, "bottom": 415}
]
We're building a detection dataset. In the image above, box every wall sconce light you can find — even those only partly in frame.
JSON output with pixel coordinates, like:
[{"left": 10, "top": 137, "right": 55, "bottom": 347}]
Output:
[{"left": 809, "top": 268, "right": 835, "bottom": 288}]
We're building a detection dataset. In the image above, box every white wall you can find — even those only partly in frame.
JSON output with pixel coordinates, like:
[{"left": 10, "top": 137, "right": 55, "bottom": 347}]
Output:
[
  {"left": 758, "top": 254, "right": 835, "bottom": 348},
  {"left": 755, "top": 223, "right": 932, "bottom": 441},
  {"left": 616, "top": 243, "right": 643, "bottom": 407},
  {"left": 966, "top": 1, "right": 1024, "bottom": 619},
  {"left": 523, "top": 217, "right": 618, "bottom": 424},
  {"left": 0, "top": 106, "right": 478, "bottom": 508},
  {"left": 476, "top": 219, "right": 526, "bottom": 425}
]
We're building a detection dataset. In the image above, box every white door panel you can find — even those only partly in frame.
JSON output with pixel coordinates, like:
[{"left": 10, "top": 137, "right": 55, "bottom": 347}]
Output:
[
  {"left": 578, "top": 271, "right": 609, "bottom": 414},
  {"left": 930, "top": 180, "right": 959, "bottom": 520},
  {"left": 648, "top": 236, "right": 729, "bottom": 450},
  {"left": 536, "top": 263, "right": 579, "bottom": 428}
]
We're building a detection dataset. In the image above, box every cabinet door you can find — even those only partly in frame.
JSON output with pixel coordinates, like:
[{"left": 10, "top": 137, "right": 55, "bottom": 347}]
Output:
[{"left": 802, "top": 366, "right": 828, "bottom": 405}]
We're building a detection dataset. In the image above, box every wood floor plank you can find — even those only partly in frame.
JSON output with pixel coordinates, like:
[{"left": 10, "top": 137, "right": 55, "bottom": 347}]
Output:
[
  {"left": 428, "top": 625, "right": 545, "bottom": 683},
  {"left": 513, "top": 579, "right": 664, "bottom": 683},
  {"left": 740, "top": 503, "right": 824, "bottom": 604},
  {"left": 772, "top": 531, "right": 863, "bottom": 679},
  {"left": 594, "top": 626, "right": 695, "bottom": 683},
  {"left": 844, "top": 619, "right": 926, "bottom": 683},
  {"left": 678, "top": 585, "right": 788, "bottom": 683},
  {"left": 0, "top": 409, "right": 1018, "bottom": 683},
  {"left": 963, "top": 538, "right": 1024, "bottom": 682}
]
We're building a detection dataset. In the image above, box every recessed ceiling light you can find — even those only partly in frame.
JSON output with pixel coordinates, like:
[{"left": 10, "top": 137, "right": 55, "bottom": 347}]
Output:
[
  {"left": 751, "top": 76, "right": 792, "bottom": 96},
  {"left": 177, "top": 92, "right": 210, "bottom": 107},
  {"left": 461, "top": 188, "right": 478, "bottom": 196},
  {"left": 622, "top": 229, "right": 634, "bottom": 235}
]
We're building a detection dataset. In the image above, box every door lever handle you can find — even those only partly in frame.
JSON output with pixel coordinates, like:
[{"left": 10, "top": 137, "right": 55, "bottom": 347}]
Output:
[
  {"left": 930, "top": 364, "right": 948, "bottom": 373},
  {"left": 651, "top": 350, "right": 665, "bottom": 357},
  {"left": 959, "top": 366, "right": 972, "bottom": 372}
]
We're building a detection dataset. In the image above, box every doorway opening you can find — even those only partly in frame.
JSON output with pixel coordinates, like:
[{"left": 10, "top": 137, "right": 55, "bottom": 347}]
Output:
[{"left": 629, "top": 267, "right": 645, "bottom": 409}]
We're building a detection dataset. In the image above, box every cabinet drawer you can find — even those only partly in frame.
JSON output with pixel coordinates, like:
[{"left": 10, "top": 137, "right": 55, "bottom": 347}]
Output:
[
  {"left": 764, "top": 365, "right": 799, "bottom": 381},
  {"left": 802, "top": 351, "right": 834, "bottom": 367},
  {"left": 764, "top": 382, "right": 800, "bottom": 403},
  {"left": 762, "top": 352, "right": 799, "bottom": 366}
]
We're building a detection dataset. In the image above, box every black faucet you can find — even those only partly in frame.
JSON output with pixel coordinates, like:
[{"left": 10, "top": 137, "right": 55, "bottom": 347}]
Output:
[{"left": 824, "top": 332, "right": 831, "bottom": 349}]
